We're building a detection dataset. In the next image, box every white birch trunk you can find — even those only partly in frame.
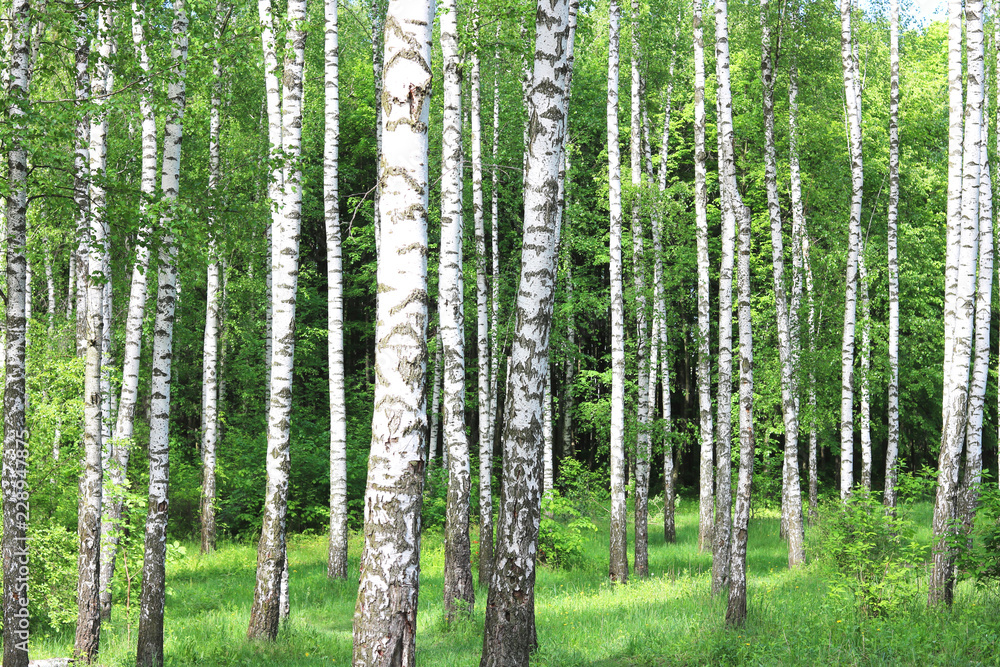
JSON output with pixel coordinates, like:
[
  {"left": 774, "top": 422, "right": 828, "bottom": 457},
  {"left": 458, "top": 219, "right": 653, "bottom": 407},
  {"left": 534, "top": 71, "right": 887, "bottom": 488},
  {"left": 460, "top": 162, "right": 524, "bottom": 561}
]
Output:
[
  {"left": 839, "top": 0, "right": 863, "bottom": 499},
  {"left": 726, "top": 202, "right": 754, "bottom": 626},
  {"left": 369, "top": 0, "right": 388, "bottom": 257},
  {"left": 45, "top": 243, "right": 55, "bottom": 334},
  {"left": 248, "top": 0, "right": 307, "bottom": 638},
  {"left": 607, "top": 0, "right": 629, "bottom": 585},
  {"left": 487, "top": 28, "right": 502, "bottom": 468},
  {"left": 136, "top": 4, "right": 188, "bottom": 663},
  {"left": 630, "top": 0, "right": 651, "bottom": 579},
  {"left": 471, "top": 0, "right": 494, "bottom": 586},
  {"left": 693, "top": 0, "right": 714, "bottom": 555},
  {"left": 942, "top": 0, "right": 964, "bottom": 383},
  {"left": 325, "top": 0, "right": 348, "bottom": 581},
  {"left": 429, "top": 330, "right": 442, "bottom": 463},
  {"left": 761, "top": 0, "right": 804, "bottom": 566},
  {"left": 200, "top": 2, "right": 228, "bottom": 557},
  {"left": 439, "top": 0, "right": 474, "bottom": 622},
  {"left": 3, "top": 2, "right": 30, "bottom": 663},
  {"left": 884, "top": 0, "right": 901, "bottom": 510},
  {"left": 351, "top": 3, "right": 433, "bottom": 663},
  {"left": 931, "top": 0, "right": 984, "bottom": 606},
  {"left": 711, "top": 0, "right": 738, "bottom": 593},
  {"left": 100, "top": 2, "right": 158, "bottom": 618},
  {"left": 859, "top": 249, "right": 872, "bottom": 491},
  {"left": 656, "top": 55, "right": 675, "bottom": 543},
  {"left": 960, "top": 106, "right": 992, "bottom": 533},
  {"left": 480, "top": 2, "right": 570, "bottom": 661},
  {"left": 77, "top": 4, "right": 112, "bottom": 658}
]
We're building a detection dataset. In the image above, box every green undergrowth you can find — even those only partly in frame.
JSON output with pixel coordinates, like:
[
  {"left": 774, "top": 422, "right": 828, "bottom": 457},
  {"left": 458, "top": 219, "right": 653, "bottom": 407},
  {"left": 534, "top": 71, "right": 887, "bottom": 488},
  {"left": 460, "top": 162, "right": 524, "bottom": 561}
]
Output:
[{"left": 25, "top": 500, "right": 1000, "bottom": 666}]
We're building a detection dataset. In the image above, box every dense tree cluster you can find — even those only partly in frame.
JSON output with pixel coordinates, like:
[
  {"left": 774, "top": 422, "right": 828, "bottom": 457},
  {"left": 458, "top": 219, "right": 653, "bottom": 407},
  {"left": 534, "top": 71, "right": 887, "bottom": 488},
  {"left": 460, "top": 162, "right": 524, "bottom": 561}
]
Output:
[{"left": 0, "top": 0, "right": 994, "bottom": 662}]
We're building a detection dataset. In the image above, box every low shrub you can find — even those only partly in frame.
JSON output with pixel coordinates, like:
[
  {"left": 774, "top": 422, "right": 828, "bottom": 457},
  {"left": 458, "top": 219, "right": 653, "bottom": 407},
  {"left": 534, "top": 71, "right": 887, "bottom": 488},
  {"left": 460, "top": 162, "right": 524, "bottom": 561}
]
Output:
[
  {"left": 538, "top": 490, "right": 597, "bottom": 569},
  {"left": 811, "top": 489, "right": 927, "bottom": 617}
]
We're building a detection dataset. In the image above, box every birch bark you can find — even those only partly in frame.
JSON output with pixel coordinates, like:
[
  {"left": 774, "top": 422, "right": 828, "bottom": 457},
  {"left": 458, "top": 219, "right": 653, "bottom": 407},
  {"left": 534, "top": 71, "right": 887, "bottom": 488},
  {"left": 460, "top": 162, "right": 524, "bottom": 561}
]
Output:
[
  {"left": 439, "top": 0, "right": 474, "bottom": 622},
  {"left": 200, "top": 3, "right": 228, "bottom": 556},
  {"left": 470, "top": 0, "right": 493, "bottom": 590},
  {"left": 884, "top": 0, "right": 901, "bottom": 510},
  {"left": 351, "top": 3, "right": 433, "bottom": 663},
  {"left": 693, "top": 0, "right": 714, "bottom": 555},
  {"left": 839, "top": 0, "right": 863, "bottom": 498},
  {"left": 960, "top": 106, "right": 992, "bottom": 535},
  {"left": 100, "top": 2, "right": 158, "bottom": 617},
  {"left": 248, "top": 0, "right": 307, "bottom": 638},
  {"left": 657, "top": 54, "right": 675, "bottom": 543},
  {"left": 326, "top": 0, "right": 348, "bottom": 581},
  {"left": 77, "top": 5, "right": 113, "bottom": 657},
  {"left": 760, "top": 0, "right": 803, "bottom": 567},
  {"left": 136, "top": 3, "right": 188, "bottom": 663},
  {"left": 859, "top": 249, "right": 872, "bottom": 491},
  {"left": 480, "top": 2, "right": 570, "bottom": 661},
  {"left": 931, "top": 0, "right": 983, "bottom": 606},
  {"left": 607, "top": 0, "right": 629, "bottom": 585},
  {"left": 711, "top": 0, "right": 739, "bottom": 593},
  {"left": 630, "top": 0, "right": 651, "bottom": 579},
  {"left": 3, "top": 2, "right": 30, "bottom": 664}
]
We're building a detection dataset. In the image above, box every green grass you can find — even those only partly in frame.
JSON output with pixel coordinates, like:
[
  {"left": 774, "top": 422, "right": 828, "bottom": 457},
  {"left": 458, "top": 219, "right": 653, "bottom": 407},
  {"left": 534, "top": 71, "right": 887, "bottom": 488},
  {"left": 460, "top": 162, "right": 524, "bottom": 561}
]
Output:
[{"left": 27, "top": 500, "right": 1000, "bottom": 666}]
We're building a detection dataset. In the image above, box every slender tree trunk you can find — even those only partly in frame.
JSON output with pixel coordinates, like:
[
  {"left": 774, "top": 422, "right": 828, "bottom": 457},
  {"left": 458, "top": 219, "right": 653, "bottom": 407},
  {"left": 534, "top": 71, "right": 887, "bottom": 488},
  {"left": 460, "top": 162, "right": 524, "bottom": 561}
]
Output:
[
  {"left": 3, "top": 2, "right": 30, "bottom": 664},
  {"left": 248, "top": 0, "right": 306, "bottom": 638},
  {"left": 884, "top": 0, "right": 901, "bottom": 511},
  {"left": 429, "top": 330, "right": 442, "bottom": 464},
  {"left": 480, "top": 3, "right": 570, "bottom": 662},
  {"left": 725, "top": 206, "right": 754, "bottom": 627},
  {"left": 136, "top": 5, "right": 188, "bottom": 664},
  {"left": 859, "top": 249, "right": 872, "bottom": 491},
  {"left": 487, "top": 25, "right": 502, "bottom": 482},
  {"left": 839, "top": 0, "right": 863, "bottom": 498},
  {"left": 200, "top": 3, "right": 228, "bottom": 556},
  {"left": 439, "top": 0, "right": 474, "bottom": 623},
  {"left": 693, "top": 0, "right": 714, "bottom": 554},
  {"left": 630, "top": 0, "right": 651, "bottom": 579},
  {"left": 657, "top": 54, "right": 675, "bottom": 544},
  {"left": 369, "top": 0, "right": 387, "bottom": 257},
  {"left": 75, "top": 3, "right": 106, "bottom": 660},
  {"left": 351, "top": 3, "right": 432, "bottom": 663},
  {"left": 942, "top": 0, "right": 964, "bottom": 387},
  {"left": 761, "top": 0, "right": 804, "bottom": 567},
  {"left": 100, "top": 2, "right": 158, "bottom": 618},
  {"left": 607, "top": 0, "right": 629, "bottom": 586},
  {"left": 470, "top": 0, "right": 493, "bottom": 589},
  {"left": 960, "top": 104, "right": 992, "bottom": 535},
  {"left": 711, "top": 0, "right": 739, "bottom": 594},
  {"left": 931, "top": 0, "right": 984, "bottom": 607},
  {"left": 326, "top": 0, "right": 348, "bottom": 581}
]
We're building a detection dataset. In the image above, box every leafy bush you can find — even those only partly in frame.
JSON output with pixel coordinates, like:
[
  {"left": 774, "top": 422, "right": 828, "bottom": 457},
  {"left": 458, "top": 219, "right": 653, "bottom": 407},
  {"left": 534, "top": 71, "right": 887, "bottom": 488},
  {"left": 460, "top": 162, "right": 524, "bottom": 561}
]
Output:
[
  {"left": 0, "top": 524, "right": 78, "bottom": 633},
  {"left": 538, "top": 490, "right": 597, "bottom": 569},
  {"left": 421, "top": 462, "right": 449, "bottom": 531},
  {"left": 811, "top": 490, "right": 927, "bottom": 617},
  {"left": 963, "top": 484, "right": 1000, "bottom": 584},
  {"left": 557, "top": 457, "right": 608, "bottom": 512}
]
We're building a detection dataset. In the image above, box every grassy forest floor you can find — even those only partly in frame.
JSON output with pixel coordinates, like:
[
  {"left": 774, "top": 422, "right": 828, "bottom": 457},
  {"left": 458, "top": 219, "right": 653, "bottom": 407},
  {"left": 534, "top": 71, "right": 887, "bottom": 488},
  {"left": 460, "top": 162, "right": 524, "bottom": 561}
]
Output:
[{"left": 29, "top": 500, "right": 1000, "bottom": 666}]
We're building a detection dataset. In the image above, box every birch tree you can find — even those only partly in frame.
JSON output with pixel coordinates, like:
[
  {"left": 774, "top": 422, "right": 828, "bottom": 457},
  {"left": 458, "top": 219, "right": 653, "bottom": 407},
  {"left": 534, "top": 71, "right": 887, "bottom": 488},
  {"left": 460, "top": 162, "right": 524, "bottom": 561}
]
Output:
[
  {"left": 200, "top": 2, "right": 229, "bottom": 557},
  {"left": 960, "top": 106, "right": 992, "bottom": 533},
  {"left": 136, "top": 3, "right": 189, "bottom": 663},
  {"left": 3, "top": 1, "right": 30, "bottom": 664},
  {"left": 77, "top": 5, "right": 114, "bottom": 658},
  {"left": 439, "top": 0, "right": 475, "bottom": 622},
  {"left": 931, "top": 0, "right": 984, "bottom": 607},
  {"left": 630, "top": 0, "right": 651, "bottom": 578},
  {"left": 326, "top": 0, "right": 348, "bottom": 581},
  {"left": 839, "top": 0, "right": 863, "bottom": 498},
  {"left": 351, "top": 1, "right": 433, "bottom": 662},
  {"left": 693, "top": 0, "right": 714, "bottom": 555},
  {"left": 247, "top": 0, "right": 307, "bottom": 638},
  {"left": 470, "top": 0, "right": 493, "bottom": 590},
  {"left": 607, "top": 0, "right": 629, "bottom": 585},
  {"left": 101, "top": 1, "right": 159, "bottom": 616},
  {"left": 714, "top": 0, "right": 753, "bottom": 617},
  {"left": 480, "top": 1, "right": 570, "bottom": 661},
  {"left": 859, "top": 249, "right": 872, "bottom": 490},
  {"left": 760, "top": 0, "right": 804, "bottom": 566},
  {"left": 884, "top": 0, "right": 901, "bottom": 510}
]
